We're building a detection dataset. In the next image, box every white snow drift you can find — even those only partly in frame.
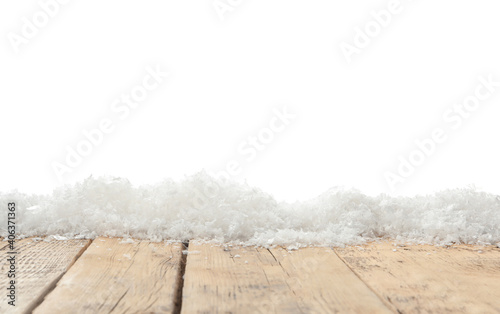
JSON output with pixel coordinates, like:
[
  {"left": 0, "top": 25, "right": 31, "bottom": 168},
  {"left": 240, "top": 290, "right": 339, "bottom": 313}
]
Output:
[{"left": 1, "top": 172, "right": 499, "bottom": 248}]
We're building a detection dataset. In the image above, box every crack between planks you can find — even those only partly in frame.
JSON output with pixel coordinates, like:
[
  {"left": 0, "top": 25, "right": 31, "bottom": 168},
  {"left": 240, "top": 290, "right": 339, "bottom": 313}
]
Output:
[
  {"left": 266, "top": 248, "right": 278, "bottom": 262},
  {"left": 173, "top": 240, "right": 189, "bottom": 314},
  {"left": 26, "top": 238, "right": 94, "bottom": 314},
  {"left": 267, "top": 248, "right": 292, "bottom": 278},
  {"left": 332, "top": 247, "right": 401, "bottom": 314}
]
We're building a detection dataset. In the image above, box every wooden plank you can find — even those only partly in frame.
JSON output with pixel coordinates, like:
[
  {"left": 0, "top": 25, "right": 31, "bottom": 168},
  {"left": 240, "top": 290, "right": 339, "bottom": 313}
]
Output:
[
  {"left": 335, "top": 242, "right": 500, "bottom": 313},
  {"left": 181, "top": 242, "right": 392, "bottom": 313},
  {"left": 0, "top": 237, "right": 90, "bottom": 313},
  {"left": 34, "top": 237, "right": 184, "bottom": 314}
]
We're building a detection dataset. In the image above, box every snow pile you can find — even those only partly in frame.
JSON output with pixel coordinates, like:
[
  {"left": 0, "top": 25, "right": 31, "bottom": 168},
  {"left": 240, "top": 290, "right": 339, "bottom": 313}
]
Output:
[{"left": 1, "top": 172, "right": 499, "bottom": 248}]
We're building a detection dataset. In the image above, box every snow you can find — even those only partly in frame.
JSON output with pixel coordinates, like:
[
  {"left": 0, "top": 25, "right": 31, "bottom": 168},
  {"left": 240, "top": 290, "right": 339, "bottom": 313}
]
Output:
[
  {"left": 119, "top": 238, "right": 136, "bottom": 244},
  {"left": 1, "top": 172, "right": 499, "bottom": 248}
]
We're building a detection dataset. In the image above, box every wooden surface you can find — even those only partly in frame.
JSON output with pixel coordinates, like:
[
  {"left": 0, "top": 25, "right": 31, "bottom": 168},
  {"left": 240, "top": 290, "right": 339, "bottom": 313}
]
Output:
[
  {"left": 181, "top": 242, "right": 391, "bottom": 313},
  {"left": 0, "top": 237, "right": 90, "bottom": 314},
  {"left": 335, "top": 242, "right": 500, "bottom": 313},
  {"left": 34, "top": 237, "right": 184, "bottom": 314},
  {"left": 1, "top": 238, "right": 499, "bottom": 313}
]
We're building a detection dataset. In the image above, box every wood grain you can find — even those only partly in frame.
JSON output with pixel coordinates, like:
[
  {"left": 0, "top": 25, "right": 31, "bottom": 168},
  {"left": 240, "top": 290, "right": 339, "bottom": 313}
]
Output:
[
  {"left": 0, "top": 237, "right": 90, "bottom": 314},
  {"left": 335, "top": 242, "right": 500, "bottom": 313},
  {"left": 181, "top": 242, "right": 392, "bottom": 313},
  {"left": 34, "top": 237, "right": 184, "bottom": 314}
]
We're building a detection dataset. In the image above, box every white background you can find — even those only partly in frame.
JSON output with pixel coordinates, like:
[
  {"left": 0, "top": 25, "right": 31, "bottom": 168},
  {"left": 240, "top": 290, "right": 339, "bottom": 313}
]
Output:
[{"left": 1, "top": 0, "right": 499, "bottom": 202}]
